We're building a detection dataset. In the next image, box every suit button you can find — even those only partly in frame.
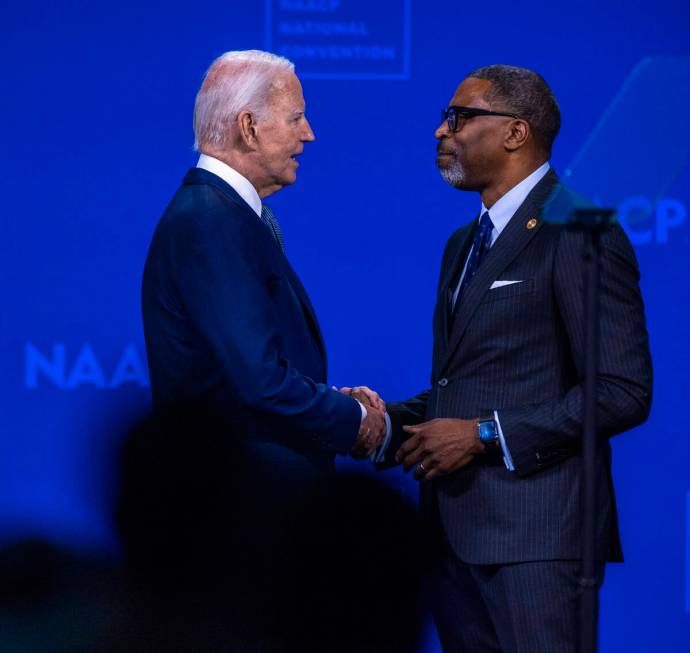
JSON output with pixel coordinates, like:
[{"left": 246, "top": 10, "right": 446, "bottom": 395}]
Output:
[{"left": 438, "top": 378, "right": 448, "bottom": 387}]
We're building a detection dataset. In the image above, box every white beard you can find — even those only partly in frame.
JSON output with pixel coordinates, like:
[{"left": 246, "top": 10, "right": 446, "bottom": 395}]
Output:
[{"left": 439, "top": 159, "right": 465, "bottom": 187}]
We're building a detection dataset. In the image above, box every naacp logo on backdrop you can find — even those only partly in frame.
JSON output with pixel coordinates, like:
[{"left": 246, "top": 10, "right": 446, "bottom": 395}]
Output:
[
  {"left": 616, "top": 196, "right": 686, "bottom": 245},
  {"left": 266, "top": 0, "right": 411, "bottom": 79},
  {"left": 25, "top": 342, "right": 149, "bottom": 389}
]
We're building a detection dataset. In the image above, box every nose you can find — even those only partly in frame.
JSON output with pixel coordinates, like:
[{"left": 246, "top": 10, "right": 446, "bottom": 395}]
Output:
[
  {"left": 435, "top": 119, "right": 449, "bottom": 140},
  {"left": 302, "top": 116, "right": 315, "bottom": 142}
]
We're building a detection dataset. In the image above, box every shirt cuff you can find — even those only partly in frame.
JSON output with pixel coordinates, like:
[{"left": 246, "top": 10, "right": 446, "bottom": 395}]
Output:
[
  {"left": 357, "top": 400, "right": 367, "bottom": 424},
  {"left": 494, "top": 410, "right": 515, "bottom": 471},
  {"left": 370, "top": 412, "right": 393, "bottom": 464}
]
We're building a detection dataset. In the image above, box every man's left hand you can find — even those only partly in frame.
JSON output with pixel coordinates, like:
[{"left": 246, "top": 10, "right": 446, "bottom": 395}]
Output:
[{"left": 396, "top": 418, "right": 484, "bottom": 481}]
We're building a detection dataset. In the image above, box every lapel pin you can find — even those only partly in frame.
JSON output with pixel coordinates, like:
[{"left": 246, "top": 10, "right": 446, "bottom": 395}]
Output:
[{"left": 526, "top": 218, "right": 538, "bottom": 230}]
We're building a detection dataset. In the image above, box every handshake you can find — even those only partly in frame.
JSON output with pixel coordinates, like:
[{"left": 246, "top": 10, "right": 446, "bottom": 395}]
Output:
[{"left": 338, "top": 386, "right": 388, "bottom": 459}]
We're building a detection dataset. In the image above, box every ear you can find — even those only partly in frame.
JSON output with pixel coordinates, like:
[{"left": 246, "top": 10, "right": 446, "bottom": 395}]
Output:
[
  {"left": 237, "top": 110, "right": 259, "bottom": 149},
  {"left": 504, "top": 118, "right": 530, "bottom": 152}
]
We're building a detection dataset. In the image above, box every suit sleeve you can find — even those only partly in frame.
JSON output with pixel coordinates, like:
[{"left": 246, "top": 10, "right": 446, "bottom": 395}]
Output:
[
  {"left": 498, "top": 223, "right": 653, "bottom": 476},
  {"left": 177, "top": 210, "right": 361, "bottom": 454},
  {"left": 376, "top": 391, "right": 430, "bottom": 468}
]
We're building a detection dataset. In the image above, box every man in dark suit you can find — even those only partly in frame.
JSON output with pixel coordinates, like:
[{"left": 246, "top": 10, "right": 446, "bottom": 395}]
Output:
[
  {"left": 385, "top": 66, "right": 652, "bottom": 651},
  {"left": 142, "top": 50, "right": 386, "bottom": 479}
]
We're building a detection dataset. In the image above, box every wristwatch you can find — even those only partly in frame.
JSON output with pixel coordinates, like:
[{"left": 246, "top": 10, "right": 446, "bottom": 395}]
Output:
[{"left": 476, "top": 417, "right": 500, "bottom": 453}]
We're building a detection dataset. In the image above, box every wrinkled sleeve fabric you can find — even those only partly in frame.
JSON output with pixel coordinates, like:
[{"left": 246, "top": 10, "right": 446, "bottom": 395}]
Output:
[{"left": 497, "top": 224, "right": 653, "bottom": 477}]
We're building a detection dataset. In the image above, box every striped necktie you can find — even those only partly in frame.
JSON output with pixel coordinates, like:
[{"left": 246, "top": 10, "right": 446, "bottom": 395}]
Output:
[
  {"left": 260, "top": 204, "right": 285, "bottom": 253},
  {"left": 452, "top": 210, "right": 494, "bottom": 310}
]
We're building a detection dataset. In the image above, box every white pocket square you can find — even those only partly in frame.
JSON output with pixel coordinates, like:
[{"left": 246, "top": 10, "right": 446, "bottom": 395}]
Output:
[{"left": 490, "top": 280, "right": 523, "bottom": 289}]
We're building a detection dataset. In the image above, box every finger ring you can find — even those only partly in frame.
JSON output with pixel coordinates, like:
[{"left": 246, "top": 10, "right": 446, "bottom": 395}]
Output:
[{"left": 418, "top": 462, "right": 427, "bottom": 474}]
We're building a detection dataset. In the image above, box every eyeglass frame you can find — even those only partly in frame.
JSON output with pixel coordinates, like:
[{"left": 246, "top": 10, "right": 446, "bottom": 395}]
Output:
[{"left": 441, "top": 105, "right": 521, "bottom": 132}]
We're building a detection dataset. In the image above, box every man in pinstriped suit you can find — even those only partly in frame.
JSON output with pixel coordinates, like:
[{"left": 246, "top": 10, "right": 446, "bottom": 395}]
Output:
[{"left": 383, "top": 66, "right": 652, "bottom": 651}]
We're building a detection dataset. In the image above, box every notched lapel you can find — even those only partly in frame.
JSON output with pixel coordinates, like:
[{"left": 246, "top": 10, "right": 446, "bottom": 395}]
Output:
[
  {"left": 436, "top": 225, "right": 475, "bottom": 350},
  {"left": 186, "top": 168, "right": 329, "bottom": 375},
  {"left": 440, "top": 170, "right": 560, "bottom": 375}
]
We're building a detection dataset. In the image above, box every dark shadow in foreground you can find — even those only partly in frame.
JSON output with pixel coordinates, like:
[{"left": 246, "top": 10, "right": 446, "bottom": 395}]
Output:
[{"left": 0, "top": 408, "right": 429, "bottom": 652}]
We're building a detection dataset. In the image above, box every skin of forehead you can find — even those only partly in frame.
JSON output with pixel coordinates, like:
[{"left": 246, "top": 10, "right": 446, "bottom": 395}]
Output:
[
  {"left": 451, "top": 77, "right": 493, "bottom": 109},
  {"left": 268, "top": 72, "right": 305, "bottom": 115}
]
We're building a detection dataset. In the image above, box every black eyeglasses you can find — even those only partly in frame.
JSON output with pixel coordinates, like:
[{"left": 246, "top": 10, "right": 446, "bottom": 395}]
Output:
[{"left": 441, "top": 105, "right": 520, "bottom": 132}]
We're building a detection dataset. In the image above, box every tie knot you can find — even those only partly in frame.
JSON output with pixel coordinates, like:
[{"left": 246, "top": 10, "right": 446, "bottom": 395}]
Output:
[{"left": 479, "top": 211, "right": 493, "bottom": 232}]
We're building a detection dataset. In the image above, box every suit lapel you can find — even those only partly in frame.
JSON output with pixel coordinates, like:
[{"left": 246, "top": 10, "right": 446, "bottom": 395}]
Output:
[
  {"left": 439, "top": 170, "right": 560, "bottom": 375},
  {"left": 184, "top": 167, "right": 329, "bottom": 374},
  {"left": 436, "top": 225, "right": 475, "bottom": 350}
]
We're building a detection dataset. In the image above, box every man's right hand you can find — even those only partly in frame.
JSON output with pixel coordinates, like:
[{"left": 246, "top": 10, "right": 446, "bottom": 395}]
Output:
[
  {"left": 351, "top": 405, "right": 387, "bottom": 459},
  {"left": 339, "top": 386, "right": 385, "bottom": 412}
]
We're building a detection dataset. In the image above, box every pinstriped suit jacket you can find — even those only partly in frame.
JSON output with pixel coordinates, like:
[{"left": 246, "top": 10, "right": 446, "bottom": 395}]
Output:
[{"left": 387, "top": 169, "right": 653, "bottom": 564}]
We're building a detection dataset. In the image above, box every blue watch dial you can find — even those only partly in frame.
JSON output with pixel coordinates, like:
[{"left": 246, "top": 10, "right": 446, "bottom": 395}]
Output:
[{"left": 477, "top": 419, "right": 498, "bottom": 444}]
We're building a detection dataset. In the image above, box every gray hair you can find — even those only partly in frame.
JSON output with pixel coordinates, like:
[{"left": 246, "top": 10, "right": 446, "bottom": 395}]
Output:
[
  {"left": 193, "top": 50, "right": 295, "bottom": 151},
  {"left": 468, "top": 65, "right": 561, "bottom": 154}
]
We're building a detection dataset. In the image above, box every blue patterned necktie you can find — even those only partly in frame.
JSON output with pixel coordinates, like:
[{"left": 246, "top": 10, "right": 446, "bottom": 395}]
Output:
[
  {"left": 453, "top": 211, "right": 494, "bottom": 310},
  {"left": 260, "top": 204, "right": 285, "bottom": 253}
]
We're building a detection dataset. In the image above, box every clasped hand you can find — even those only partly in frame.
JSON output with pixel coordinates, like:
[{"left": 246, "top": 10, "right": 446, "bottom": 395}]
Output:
[
  {"left": 338, "top": 386, "right": 387, "bottom": 458},
  {"left": 395, "top": 418, "right": 484, "bottom": 481}
]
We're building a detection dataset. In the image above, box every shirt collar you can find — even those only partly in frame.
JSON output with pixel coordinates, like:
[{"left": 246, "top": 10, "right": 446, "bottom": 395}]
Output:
[
  {"left": 480, "top": 161, "right": 551, "bottom": 237},
  {"left": 196, "top": 153, "right": 262, "bottom": 217}
]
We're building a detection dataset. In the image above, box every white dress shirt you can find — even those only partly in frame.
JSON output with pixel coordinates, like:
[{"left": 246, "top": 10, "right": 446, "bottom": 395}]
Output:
[{"left": 197, "top": 154, "right": 262, "bottom": 217}]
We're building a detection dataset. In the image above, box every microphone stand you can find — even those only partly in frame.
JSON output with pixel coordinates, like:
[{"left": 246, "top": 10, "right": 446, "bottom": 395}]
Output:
[{"left": 569, "top": 207, "right": 616, "bottom": 653}]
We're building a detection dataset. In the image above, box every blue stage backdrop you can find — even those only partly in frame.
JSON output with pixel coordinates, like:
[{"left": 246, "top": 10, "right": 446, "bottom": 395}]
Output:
[{"left": 2, "top": 1, "right": 690, "bottom": 650}]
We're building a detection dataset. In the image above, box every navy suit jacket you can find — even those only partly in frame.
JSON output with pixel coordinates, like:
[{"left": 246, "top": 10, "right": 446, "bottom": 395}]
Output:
[
  {"left": 386, "top": 170, "right": 653, "bottom": 564},
  {"left": 142, "top": 168, "right": 361, "bottom": 473}
]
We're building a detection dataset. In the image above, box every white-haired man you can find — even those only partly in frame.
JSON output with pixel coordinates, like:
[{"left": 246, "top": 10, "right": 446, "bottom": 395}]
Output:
[{"left": 142, "top": 50, "right": 385, "bottom": 475}]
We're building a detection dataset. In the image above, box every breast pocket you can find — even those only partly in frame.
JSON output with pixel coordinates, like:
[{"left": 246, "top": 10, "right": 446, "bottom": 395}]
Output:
[{"left": 480, "top": 278, "right": 535, "bottom": 303}]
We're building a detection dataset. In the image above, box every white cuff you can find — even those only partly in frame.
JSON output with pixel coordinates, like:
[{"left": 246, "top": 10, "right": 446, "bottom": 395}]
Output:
[
  {"left": 370, "top": 413, "right": 393, "bottom": 464},
  {"left": 494, "top": 410, "right": 515, "bottom": 471},
  {"left": 358, "top": 400, "right": 367, "bottom": 424}
]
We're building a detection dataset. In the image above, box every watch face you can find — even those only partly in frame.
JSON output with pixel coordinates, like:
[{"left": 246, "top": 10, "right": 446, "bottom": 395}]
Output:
[{"left": 478, "top": 420, "right": 498, "bottom": 443}]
